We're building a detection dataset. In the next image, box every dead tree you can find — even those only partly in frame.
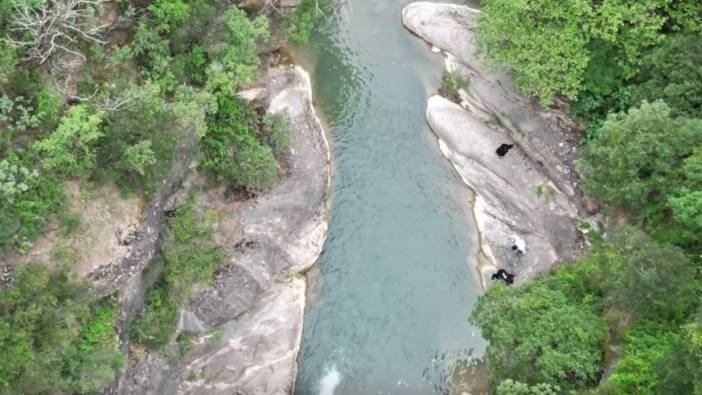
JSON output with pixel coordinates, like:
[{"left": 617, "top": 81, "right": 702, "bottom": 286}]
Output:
[{"left": 5, "top": 0, "right": 109, "bottom": 64}]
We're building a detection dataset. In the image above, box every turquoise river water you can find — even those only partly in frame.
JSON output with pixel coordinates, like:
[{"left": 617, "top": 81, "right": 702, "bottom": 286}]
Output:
[{"left": 293, "top": 1, "right": 486, "bottom": 394}]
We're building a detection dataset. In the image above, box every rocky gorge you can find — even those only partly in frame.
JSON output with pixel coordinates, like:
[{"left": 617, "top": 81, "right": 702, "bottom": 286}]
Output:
[
  {"left": 403, "top": 2, "right": 588, "bottom": 287},
  {"left": 114, "top": 66, "right": 331, "bottom": 394}
]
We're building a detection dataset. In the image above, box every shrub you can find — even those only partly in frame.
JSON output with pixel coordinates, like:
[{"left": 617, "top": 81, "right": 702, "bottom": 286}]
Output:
[
  {"left": 470, "top": 275, "right": 608, "bottom": 390},
  {"left": 440, "top": 70, "right": 470, "bottom": 103},
  {"left": 283, "top": 0, "right": 329, "bottom": 44},
  {"left": 130, "top": 201, "right": 224, "bottom": 350},
  {"left": 0, "top": 264, "right": 123, "bottom": 394},
  {"left": 263, "top": 110, "right": 294, "bottom": 157},
  {"left": 0, "top": 154, "right": 65, "bottom": 252},
  {"left": 577, "top": 101, "right": 702, "bottom": 216},
  {"left": 33, "top": 105, "right": 104, "bottom": 177},
  {"left": 201, "top": 93, "right": 279, "bottom": 190}
]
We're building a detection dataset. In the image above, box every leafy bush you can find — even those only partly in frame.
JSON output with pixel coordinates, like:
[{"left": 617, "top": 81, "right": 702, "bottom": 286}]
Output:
[
  {"left": 205, "top": 7, "right": 269, "bottom": 93},
  {"left": 149, "top": 0, "right": 190, "bottom": 32},
  {"left": 631, "top": 33, "right": 702, "bottom": 118},
  {"left": 608, "top": 321, "right": 679, "bottom": 393},
  {"left": 440, "top": 70, "right": 470, "bottom": 103},
  {"left": 201, "top": 93, "right": 278, "bottom": 190},
  {"left": 470, "top": 269, "right": 608, "bottom": 390},
  {"left": 0, "top": 154, "right": 65, "bottom": 252},
  {"left": 577, "top": 101, "right": 702, "bottom": 216},
  {"left": 496, "top": 380, "right": 560, "bottom": 395},
  {"left": 476, "top": 0, "right": 700, "bottom": 105},
  {"left": 130, "top": 201, "right": 224, "bottom": 350},
  {"left": 263, "top": 110, "right": 294, "bottom": 157},
  {"left": 96, "top": 83, "right": 180, "bottom": 194},
  {"left": 284, "top": 0, "right": 328, "bottom": 44},
  {"left": 0, "top": 264, "right": 123, "bottom": 394},
  {"left": 33, "top": 105, "right": 104, "bottom": 177}
]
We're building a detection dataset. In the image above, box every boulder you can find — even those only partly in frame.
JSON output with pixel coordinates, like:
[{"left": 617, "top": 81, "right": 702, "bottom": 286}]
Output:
[{"left": 403, "top": 2, "right": 585, "bottom": 284}]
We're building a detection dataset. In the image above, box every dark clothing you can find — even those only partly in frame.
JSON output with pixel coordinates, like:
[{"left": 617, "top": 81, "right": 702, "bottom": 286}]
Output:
[
  {"left": 496, "top": 143, "right": 514, "bottom": 157},
  {"left": 491, "top": 269, "right": 515, "bottom": 285}
]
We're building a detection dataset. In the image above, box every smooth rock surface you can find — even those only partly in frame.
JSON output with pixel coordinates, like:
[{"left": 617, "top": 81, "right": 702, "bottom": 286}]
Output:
[
  {"left": 429, "top": 95, "right": 579, "bottom": 284},
  {"left": 117, "top": 66, "right": 330, "bottom": 394},
  {"left": 403, "top": 2, "right": 584, "bottom": 284},
  {"left": 402, "top": 2, "right": 581, "bottom": 199}
]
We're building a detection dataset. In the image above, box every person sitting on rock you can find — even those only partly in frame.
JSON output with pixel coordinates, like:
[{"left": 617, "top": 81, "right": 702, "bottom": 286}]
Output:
[
  {"left": 496, "top": 143, "right": 514, "bottom": 157},
  {"left": 491, "top": 269, "right": 514, "bottom": 284},
  {"left": 511, "top": 237, "right": 526, "bottom": 255}
]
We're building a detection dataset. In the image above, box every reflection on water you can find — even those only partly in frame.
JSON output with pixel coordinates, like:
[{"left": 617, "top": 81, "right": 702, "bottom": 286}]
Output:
[{"left": 293, "top": 1, "right": 486, "bottom": 394}]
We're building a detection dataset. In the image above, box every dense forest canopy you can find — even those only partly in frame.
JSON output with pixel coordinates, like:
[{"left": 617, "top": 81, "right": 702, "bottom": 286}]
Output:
[{"left": 472, "top": 0, "right": 702, "bottom": 394}]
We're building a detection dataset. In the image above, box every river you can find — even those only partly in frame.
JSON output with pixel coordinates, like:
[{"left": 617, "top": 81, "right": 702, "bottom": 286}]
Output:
[{"left": 292, "top": 1, "right": 486, "bottom": 393}]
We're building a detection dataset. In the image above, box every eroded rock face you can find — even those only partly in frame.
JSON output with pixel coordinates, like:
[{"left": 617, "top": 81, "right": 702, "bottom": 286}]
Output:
[
  {"left": 403, "top": 2, "right": 584, "bottom": 285},
  {"left": 428, "top": 96, "right": 579, "bottom": 285},
  {"left": 117, "top": 66, "right": 330, "bottom": 394},
  {"left": 402, "top": 2, "right": 581, "bottom": 199}
]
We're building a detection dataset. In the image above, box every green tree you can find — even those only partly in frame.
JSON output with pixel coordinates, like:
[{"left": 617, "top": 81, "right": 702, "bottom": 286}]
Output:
[
  {"left": 476, "top": 0, "right": 593, "bottom": 105},
  {"left": 470, "top": 277, "right": 608, "bottom": 390},
  {"left": 631, "top": 34, "right": 702, "bottom": 118},
  {"left": 119, "top": 140, "right": 157, "bottom": 176},
  {"left": 577, "top": 100, "right": 702, "bottom": 215},
  {"left": 34, "top": 105, "right": 103, "bottom": 177},
  {"left": 205, "top": 6, "right": 269, "bottom": 93},
  {"left": 284, "top": 0, "right": 328, "bottom": 44},
  {"left": 606, "top": 229, "right": 695, "bottom": 320},
  {"left": 201, "top": 93, "right": 278, "bottom": 190},
  {"left": 608, "top": 321, "right": 679, "bottom": 394},
  {"left": 262, "top": 109, "right": 294, "bottom": 157},
  {"left": 477, "top": 0, "right": 698, "bottom": 105},
  {"left": 149, "top": 0, "right": 191, "bottom": 32},
  {"left": 0, "top": 264, "right": 122, "bottom": 394},
  {"left": 657, "top": 308, "right": 702, "bottom": 394},
  {"left": 130, "top": 202, "right": 224, "bottom": 349}
]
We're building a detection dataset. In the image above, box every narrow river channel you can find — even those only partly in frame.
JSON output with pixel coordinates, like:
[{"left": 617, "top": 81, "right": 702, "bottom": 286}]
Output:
[{"left": 292, "top": 1, "right": 486, "bottom": 393}]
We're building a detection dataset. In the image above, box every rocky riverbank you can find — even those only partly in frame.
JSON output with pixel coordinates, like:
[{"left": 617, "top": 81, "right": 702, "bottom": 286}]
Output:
[
  {"left": 402, "top": 2, "right": 586, "bottom": 286},
  {"left": 116, "top": 66, "right": 331, "bottom": 394}
]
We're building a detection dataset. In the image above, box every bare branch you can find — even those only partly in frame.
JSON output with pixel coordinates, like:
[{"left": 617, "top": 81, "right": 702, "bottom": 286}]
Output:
[{"left": 5, "top": 0, "right": 110, "bottom": 63}]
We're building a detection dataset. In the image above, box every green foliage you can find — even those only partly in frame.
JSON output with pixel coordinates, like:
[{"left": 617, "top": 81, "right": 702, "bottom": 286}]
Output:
[
  {"left": 228, "top": 134, "right": 277, "bottom": 190},
  {"left": 205, "top": 7, "right": 269, "bottom": 93},
  {"left": 130, "top": 201, "right": 224, "bottom": 350},
  {"left": 669, "top": 190, "right": 702, "bottom": 242},
  {"left": 477, "top": 0, "right": 700, "bottom": 105},
  {"left": 608, "top": 321, "right": 678, "bottom": 394},
  {"left": 0, "top": 41, "right": 16, "bottom": 85},
  {"left": 603, "top": 227, "right": 695, "bottom": 320},
  {"left": 631, "top": 34, "right": 702, "bottom": 118},
  {"left": 149, "top": 0, "right": 191, "bottom": 32},
  {"left": 656, "top": 308, "right": 702, "bottom": 394},
  {"left": 201, "top": 93, "right": 278, "bottom": 190},
  {"left": 119, "top": 140, "right": 157, "bottom": 177},
  {"left": 440, "top": 70, "right": 470, "bottom": 104},
  {"left": 262, "top": 110, "right": 293, "bottom": 157},
  {"left": 96, "top": 83, "right": 180, "bottom": 194},
  {"left": 0, "top": 264, "right": 122, "bottom": 394},
  {"left": 129, "top": 283, "right": 179, "bottom": 350},
  {"left": 284, "top": 0, "right": 328, "bottom": 44},
  {"left": 0, "top": 153, "right": 65, "bottom": 252},
  {"left": 477, "top": 0, "right": 593, "bottom": 105},
  {"left": 577, "top": 101, "right": 702, "bottom": 216},
  {"left": 33, "top": 105, "right": 103, "bottom": 177},
  {"left": 470, "top": 268, "right": 608, "bottom": 390},
  {"left": 496, "top": 379, "right": 560, "bottom": 395},
  {"left": 571, "top": 41, "right": 631, "bottom": 136}
]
